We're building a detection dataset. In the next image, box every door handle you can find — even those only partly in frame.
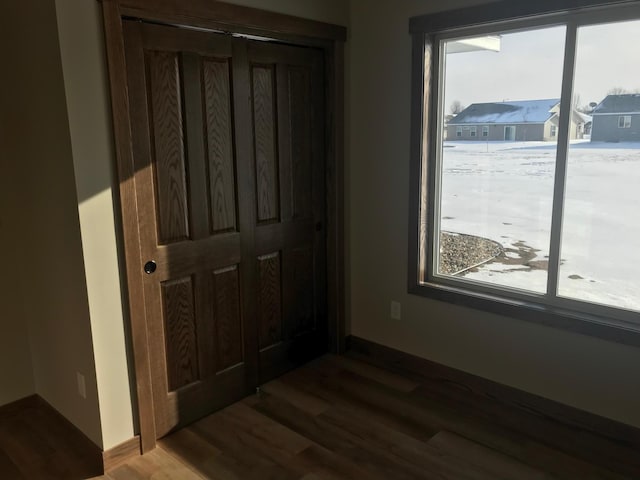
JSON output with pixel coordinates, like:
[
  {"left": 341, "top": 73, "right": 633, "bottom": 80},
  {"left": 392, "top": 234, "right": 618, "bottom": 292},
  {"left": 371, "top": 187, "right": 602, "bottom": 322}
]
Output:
[{"left": 144, "top": 260, "right": 157, "bottom": 275}]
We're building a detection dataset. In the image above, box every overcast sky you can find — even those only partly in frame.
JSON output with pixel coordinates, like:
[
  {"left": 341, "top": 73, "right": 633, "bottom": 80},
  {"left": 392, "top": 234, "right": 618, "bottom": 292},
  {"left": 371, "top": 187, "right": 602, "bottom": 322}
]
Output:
[{"left": 443, "top": 19, "right": 640, "bottom": 113}]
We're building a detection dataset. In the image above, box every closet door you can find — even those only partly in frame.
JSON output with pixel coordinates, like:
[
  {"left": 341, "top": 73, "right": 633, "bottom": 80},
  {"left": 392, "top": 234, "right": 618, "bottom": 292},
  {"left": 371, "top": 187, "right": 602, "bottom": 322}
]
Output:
[
  {"left": 123, "top": 20, "right": 327, "bottom": 438},
  {"left": 247, "top": 41, "right": 327, "bottom": 383},
  {"left": 123, "top": 21, "right": 258, "bottom": 437}
]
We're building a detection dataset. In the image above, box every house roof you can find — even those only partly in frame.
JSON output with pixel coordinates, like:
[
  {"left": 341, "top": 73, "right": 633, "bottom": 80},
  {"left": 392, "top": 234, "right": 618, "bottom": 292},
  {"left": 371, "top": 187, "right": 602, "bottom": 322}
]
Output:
[
  {"left": 449, "top": 99, "right": 560, "bottom": 125},
  {"left": 592, "top": 94, "right": 640, "bottom": 114}
]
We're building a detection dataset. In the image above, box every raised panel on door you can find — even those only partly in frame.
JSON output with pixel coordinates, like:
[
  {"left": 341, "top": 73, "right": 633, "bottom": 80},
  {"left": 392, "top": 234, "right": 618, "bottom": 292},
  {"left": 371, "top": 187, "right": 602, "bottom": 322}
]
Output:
[
  {"left": 202, "top": 58, "right": 238, "bottom": 235},
  {"left": 212, "top": 265, "right": 244, "bottom": 371},
  {"left": 248, "top": 42, "right": 327, "bottom": 383},
  {"left": 123, "top": 21, "right": 255, "bottom": 438},
  {"left": 161, "top": 276, "right": 199, "bottom": 391},
  {"left": 147, "top": 50, "right": 191, "bottom": 245},
  {"left": 251, "top": 65, "right": 280, "bottom": 224}
]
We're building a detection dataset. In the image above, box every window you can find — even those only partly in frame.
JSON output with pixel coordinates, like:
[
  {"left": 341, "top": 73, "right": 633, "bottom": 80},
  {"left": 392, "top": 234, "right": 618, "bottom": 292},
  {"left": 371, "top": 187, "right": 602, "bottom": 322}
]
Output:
[
  {"left": 456, "top": 126, "right": 462, "bottom": 137},
  {"left": 470, "top": 126, "right": 477, "bottom": 137},
  {"left": 409, "top": 1, "right": 640, "bottom": 342},
  {"left": 619, "top": 115, "right": 631, "bottom": 128}
]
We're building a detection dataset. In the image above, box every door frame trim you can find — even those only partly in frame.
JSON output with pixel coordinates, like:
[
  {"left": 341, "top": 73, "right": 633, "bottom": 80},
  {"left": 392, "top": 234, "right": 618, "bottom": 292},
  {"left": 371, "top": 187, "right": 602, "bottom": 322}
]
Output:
[{"left": 100, "top": 0, "right": 346, "bottom": 453}]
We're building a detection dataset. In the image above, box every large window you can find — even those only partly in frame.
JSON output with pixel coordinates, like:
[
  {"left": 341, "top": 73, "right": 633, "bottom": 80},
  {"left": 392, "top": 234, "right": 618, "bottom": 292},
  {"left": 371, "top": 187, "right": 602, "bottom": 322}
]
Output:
[{"left": 410, "top": 1, "right": 640, "bottom": 341}]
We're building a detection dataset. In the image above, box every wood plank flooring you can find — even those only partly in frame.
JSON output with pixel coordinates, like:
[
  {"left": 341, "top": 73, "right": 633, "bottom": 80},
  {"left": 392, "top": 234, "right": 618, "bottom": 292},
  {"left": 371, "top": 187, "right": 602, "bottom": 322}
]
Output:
[
  {"left": 0, "top": 396, "right": 102, "bottom": 479},
  {"left": 90, "top": 354, "right": 638, "bottom": 480}
]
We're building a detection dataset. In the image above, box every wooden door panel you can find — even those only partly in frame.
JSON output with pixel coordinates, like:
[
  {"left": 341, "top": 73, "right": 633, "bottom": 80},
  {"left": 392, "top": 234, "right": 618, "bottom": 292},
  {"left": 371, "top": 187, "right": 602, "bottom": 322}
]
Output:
[
  {"left": 251, "top": 65, "right": 280, "bottom": 224},
  {"left": 257, "top": 252, "right": 283, "bottom": 350},
  {"left": 123, "top": 20, "right": 327, "bottom": 438},
  {"left": 160, "top": 276, "right": 199, "bottom": 391},
  {"left": 212, "top": 265, "right": 244, "bottom": 371},
  {"left": 147, "top": 50, "right": 190, "bottom": 244},
  {"left": 248, "top": 42, "right": 327, "bottom": 382},
  {"left": 124, "top": 21, "right": 252, "bottom": 438},
  {"left": 202, "top": 58, "right": 238, "bottom": 234}
]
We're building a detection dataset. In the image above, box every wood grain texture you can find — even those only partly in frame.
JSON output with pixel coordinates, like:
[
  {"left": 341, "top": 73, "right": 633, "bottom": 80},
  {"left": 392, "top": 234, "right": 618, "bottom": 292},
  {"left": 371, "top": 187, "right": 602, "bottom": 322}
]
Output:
[
  {"left": 147, "top": 50, "right": 190, "bottom": 243},
  {"left": 102, "top": 436, "right": 141, "bottom": 472},
  {"left": 181, "top": 53, "right": 210, "bottom": 241},
  {"left": 288, "top": 66, "right": 313, "bottom": 220},
  {"left": 128, "top": 23, "right": 250, "bottom": 441},
  {"left": 161, "top": 277, "right": 199, "bottom": 390},
  {"left": 252, "top": 65, "right": 280, "bottom": 224},
  {"left": 104, "top": 8, "right": 158, "bottom": 452},
  {"left": 103, "top": 448, "right": 203, "bottom": 479},
  {"left": 427, "top": 431, "right": 551, "bottom": 480},
  {"left": 348, "top": 336, "right": 640, "bottom": 478},
  {"left": 106, "top": 7, "right": 344, "bottom": 451},
  {"left": 115, "top": 0, "right": 347, "bottom": 43},
  {"left": 0, "top": 395, "right": 102, "bottom": 479},
  {"left": 257, "top": 252, "right": 283, "bottom": 350},
  {"left": 203, "top": 58, "right": 237, "bottom": 234},
  {"left": 212, "top": 265, "right": 244, "bottom": 371},
  {"left": 86, "top": 354, "right": 639, "bottom": 480}
]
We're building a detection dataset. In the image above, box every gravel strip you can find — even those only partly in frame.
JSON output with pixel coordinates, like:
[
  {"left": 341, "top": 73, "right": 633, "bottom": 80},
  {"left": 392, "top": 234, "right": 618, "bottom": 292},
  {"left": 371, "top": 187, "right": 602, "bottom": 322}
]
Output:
[{"left": 439, "top": 231, "right": 503, "bottom": 275}]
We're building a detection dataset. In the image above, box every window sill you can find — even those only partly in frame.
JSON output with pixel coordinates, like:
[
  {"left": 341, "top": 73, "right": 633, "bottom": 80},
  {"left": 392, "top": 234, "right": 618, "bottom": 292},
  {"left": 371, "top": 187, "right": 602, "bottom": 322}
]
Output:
[{"left": 409, "top": 281, "right": 640, "bottom": 348}]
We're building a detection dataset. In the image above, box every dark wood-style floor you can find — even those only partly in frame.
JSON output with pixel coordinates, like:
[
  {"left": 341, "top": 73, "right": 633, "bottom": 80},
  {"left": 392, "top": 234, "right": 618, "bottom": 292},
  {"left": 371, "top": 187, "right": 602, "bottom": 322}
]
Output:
[
  {"left": 97, "top": 354, "right": 637, "bottom": 480},
  {"left": 0, "top": 396, "right": 101, "bottom": 479},
  {"left": 3, "top": 354, "right": 639, "bottom": 479}
]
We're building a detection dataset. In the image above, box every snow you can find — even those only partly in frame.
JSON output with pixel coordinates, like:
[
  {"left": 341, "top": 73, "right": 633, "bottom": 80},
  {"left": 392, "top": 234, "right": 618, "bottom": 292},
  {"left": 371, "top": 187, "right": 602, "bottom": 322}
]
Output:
[
  {"left": 450, "top": 99, "right": 559, "bottom": 125},
  {"left": 439, "top": 140, "right": 640, "bottom": 312}
]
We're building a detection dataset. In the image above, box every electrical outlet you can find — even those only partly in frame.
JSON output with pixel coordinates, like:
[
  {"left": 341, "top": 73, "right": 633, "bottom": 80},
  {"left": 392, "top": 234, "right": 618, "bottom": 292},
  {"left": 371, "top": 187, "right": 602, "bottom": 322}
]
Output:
[
  {"left": 77, "top": 372, "right": 86, "bottom": 399},
  {"left": 390, "top": 301, "right": 401, "bottom": 320}
]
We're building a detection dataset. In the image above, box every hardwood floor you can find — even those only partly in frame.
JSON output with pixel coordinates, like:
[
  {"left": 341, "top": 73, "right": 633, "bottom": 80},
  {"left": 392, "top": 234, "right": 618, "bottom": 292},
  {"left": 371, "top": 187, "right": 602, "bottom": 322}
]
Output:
[
  {"left": 0, "top": 396, "right": 101, "bottom": 479},
  {"left": 91, "top": 354, "right": 638, "bottom": 480}
]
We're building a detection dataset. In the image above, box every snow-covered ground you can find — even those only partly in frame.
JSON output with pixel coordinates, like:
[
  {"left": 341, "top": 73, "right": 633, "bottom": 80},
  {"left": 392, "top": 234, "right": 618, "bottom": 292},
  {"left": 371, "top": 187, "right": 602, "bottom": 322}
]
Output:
[{"left": 439, "top": 140, "right": 640, "bottom": 312}]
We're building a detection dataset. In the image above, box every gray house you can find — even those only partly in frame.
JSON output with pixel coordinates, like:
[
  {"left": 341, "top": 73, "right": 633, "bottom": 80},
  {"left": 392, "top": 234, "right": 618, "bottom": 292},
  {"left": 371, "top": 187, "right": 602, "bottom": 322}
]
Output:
[
  {"left": 590, "top": 94, "right": 640, "bottom": 142},
  {"left": 447, "top": 99, "right": 589, "bottom": 141}
]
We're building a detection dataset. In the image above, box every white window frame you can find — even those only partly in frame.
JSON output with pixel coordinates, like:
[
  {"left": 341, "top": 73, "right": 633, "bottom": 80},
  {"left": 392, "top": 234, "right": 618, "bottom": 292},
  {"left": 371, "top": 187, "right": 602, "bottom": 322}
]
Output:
[
  {"left": 618, "top": 115, "right": 631, "bottom": 128},
  {"left": 456, "top": 126, "right": 462, "bottom": 137},
  {"left": 482, "top": 126, "right": 489, "bottom": 137},
  {"left": 408, "top": 0, "right": 640, "bottom": 346},
  {"left": 550, "top": 125, "right": 557, "bottom": 136},
  {"left": 470, "top": 126, "right": 477, "bottom": 137}
]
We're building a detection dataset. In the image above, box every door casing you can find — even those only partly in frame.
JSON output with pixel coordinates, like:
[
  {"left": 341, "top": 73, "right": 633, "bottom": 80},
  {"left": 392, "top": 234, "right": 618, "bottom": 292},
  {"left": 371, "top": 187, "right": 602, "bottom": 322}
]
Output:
[{"left": 101, "top": 0, "right": 346, "bottom": 453}]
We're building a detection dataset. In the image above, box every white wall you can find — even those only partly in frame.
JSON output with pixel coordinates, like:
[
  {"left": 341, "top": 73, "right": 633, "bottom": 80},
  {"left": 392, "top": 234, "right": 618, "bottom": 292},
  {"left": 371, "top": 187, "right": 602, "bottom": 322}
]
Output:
[
  {"left": 348, "top": 0, "right": 640, "bottom": 428},
  {"left": 0, "top": 0, "right": 102, "bottom": 445},
  {"left": 55, "top": 0, "right": 135, "bottom": 450}
]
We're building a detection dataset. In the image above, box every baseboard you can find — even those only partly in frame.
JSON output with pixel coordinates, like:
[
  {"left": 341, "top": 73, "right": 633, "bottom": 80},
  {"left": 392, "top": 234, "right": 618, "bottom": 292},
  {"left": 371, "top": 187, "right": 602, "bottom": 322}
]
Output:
[
  {"left": 0, "top": 394, "right": 41, "bottom": 417},
  {"left": 103, "top": 435, "right": 141, "bottom": 472},
  {"left": 1, "top": 395, "right": 142, "bottom": 474},
  {"left": 346, "top": 335, "right": 640, "bottom": 449},
  {"left": 0, "top": 394, "right": 105, "bottom": 474}
]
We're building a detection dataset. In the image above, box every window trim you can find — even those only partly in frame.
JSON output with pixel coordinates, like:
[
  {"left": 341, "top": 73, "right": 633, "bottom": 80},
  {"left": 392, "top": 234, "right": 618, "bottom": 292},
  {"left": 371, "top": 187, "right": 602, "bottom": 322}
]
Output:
[
  {"left": 408, "top": 0, "right": 640, "bottom": 348},
  {"left": 482, "top": 125, "right": 489, "bottom": 137},
  {"left": 618, "top": 115, "right": 632, "bottom": 128}
]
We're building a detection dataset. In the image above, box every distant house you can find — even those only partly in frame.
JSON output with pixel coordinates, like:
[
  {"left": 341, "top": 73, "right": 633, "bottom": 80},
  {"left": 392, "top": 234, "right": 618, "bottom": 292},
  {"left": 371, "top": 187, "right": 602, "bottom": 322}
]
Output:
[
  {"left": 590, "top": 94, "right": 640, "bottom": 142},
  {"left": 447, "top": 99, "right": 589, "bottom": 141}
]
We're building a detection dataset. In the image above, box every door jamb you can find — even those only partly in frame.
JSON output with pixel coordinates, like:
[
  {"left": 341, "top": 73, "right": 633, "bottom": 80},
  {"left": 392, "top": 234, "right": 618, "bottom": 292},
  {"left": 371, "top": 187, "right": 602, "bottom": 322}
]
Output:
[{"left": 100, "top": 0, "right": 346, "bottom": 453}]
